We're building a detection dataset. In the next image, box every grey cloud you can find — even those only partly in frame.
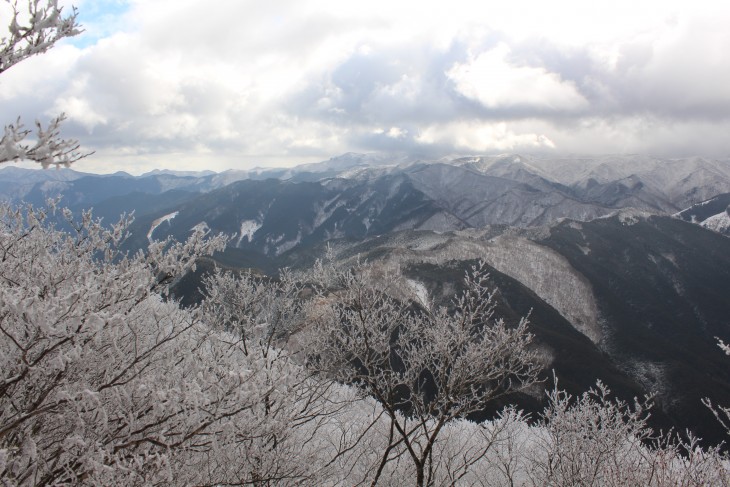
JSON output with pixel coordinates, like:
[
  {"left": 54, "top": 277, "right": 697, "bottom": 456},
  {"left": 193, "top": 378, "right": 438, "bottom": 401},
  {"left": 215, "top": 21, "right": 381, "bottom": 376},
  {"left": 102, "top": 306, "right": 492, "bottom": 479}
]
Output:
[
  {"left": 276, "top": 26, "right": 730, "bottom": 158},
  {"left": 284, "top": 39, "right": 525, "bottom": 127},
  {"left": 347, "top": 128, "right": 456, "bottom": 158},
  {"left": 5, "top": 1, "right": 730, "bottom": 173},
  {"left": 285, "top": 35, "right": 614, "bottom": 134},
  {"left": 510, "top": 19, "right": 730, "bottom": 122}
]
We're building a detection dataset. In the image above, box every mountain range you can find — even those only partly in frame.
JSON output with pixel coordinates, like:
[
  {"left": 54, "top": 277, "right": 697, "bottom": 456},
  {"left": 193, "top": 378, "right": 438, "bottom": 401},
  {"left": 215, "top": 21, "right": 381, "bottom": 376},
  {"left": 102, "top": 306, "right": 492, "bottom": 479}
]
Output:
[{"left": 2, "top": 153, "right": 730, "bottom": 445}]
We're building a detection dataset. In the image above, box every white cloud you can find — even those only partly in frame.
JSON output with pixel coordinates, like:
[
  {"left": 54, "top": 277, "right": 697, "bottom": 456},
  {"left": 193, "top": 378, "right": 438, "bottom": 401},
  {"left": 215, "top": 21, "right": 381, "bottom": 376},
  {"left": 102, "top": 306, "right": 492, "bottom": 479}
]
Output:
[
  {"left": 416, "top": 121, "right": 558, "bottom": 153},
  {"left": 447, "top": 44, "right": 589, "bottom": 112},
  {"left": 386, "top": 127, "right": 407, "bottom": 139},
  {"left": 52, "top": 95, "right": 108, "bottom": 131},
  {"left": 2, "top": 0, "right": 730, "bottom": 173}
]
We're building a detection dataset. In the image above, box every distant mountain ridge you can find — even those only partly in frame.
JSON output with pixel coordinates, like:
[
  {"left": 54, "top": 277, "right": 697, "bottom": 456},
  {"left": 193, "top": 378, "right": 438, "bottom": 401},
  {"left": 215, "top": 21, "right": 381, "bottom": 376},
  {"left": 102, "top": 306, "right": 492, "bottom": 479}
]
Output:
[
  {"left": 3, "top": 153, "right": 730, "bottom": 254},
  {"left": 3, "top": 152, "right": 729, "bottom": 209}
]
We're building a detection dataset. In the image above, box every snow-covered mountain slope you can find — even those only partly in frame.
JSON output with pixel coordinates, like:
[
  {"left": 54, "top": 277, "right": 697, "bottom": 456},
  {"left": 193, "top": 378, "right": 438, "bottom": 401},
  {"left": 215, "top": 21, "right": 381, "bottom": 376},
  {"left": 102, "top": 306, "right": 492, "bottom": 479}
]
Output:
[
  {"left": 675, "top": 193, "right": 730, "bottom": 222},
  {"left": 526, "top": 155, "right": 730, "bottom": 209},
  {"left": 86, "top": 152, "right": 727, "bottom": 264},
  {"left": 403, "top": 163, "right": 657, "bottom": 227},
  {"left": 125, "top": 176, "right": 447, "bottom": 257},
  {"left": 701, "top": 210, "right": 730, "bottom": 234},
  {"left": 478, "top": 235, "right": 601, "bottom": 343},
  {"left": 0, "top": 166, "right": 87, "bottom": 184},
  {"left": 140, "top": 169, "right": 217, "bottom": 178},
  {"left": 4, "top": 154, "right": 729, "bottom": 225},
  {"left": 321, "top": 226, "right": 601, "bottom": 345},
  {"left": 675, "top": 193, "right": 730, "bottom": 236},
  {"left": 0, "top": 166, "right": 86, "bottom": 201},
  {"left": 294, "top": 152, "right": 410, "bottom": 174},
  {"left": 451, "top": 154, "right": 558, "bottom": 188}
]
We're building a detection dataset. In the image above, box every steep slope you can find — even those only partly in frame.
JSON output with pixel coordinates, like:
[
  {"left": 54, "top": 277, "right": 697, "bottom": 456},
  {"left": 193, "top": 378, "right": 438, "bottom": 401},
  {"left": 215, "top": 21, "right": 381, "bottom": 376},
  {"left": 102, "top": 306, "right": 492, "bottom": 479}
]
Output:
[
  {"left": 322, "top": 228, "right": 602, "bottom": 345},
  {"left": 278, "top": 212, "right": 730, "bottom": 445},
  {"left": 273, "top": 237, "right": 672, "bottom": 432},
  {"left": 701, "top": 209, "right": 730, "bottom": 235},
  {"left": 400, "top": 260, "right": 651, "bottom": 419},
  {"left": 676, "top": 193, "right": 730, "bottom": 222},
  {"left": 536, "top": 214, "right": 730, "bottom": 446}
]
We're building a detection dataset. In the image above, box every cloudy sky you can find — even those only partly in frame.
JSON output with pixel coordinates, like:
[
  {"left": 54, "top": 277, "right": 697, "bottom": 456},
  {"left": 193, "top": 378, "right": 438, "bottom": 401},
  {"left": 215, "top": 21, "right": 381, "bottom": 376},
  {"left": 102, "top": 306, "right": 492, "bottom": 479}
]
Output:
[{"left": 2, "top": 0, "right": 730, "bottom": 174}]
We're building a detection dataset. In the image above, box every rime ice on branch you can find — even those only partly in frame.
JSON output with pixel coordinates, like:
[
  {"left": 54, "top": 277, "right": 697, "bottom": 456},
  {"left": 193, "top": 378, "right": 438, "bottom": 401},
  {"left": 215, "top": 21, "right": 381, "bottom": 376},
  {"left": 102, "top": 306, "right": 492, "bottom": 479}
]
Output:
[{"left": 0, "top": 0, "right": 89, "bottom": 167}]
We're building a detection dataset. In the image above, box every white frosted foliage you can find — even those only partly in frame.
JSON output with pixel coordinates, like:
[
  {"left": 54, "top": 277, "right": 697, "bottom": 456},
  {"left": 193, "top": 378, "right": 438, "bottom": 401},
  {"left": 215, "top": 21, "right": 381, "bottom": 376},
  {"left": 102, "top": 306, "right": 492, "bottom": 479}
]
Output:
[{"left": 1, "top": 1, "right": 88, "bottom": 168}]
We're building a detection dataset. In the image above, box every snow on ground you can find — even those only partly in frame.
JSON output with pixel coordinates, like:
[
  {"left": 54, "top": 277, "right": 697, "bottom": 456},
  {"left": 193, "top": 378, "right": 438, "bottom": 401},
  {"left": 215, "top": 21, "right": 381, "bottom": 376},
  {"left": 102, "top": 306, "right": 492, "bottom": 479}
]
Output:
[
  {"left": 190, "top": 221, "right": 210, "bottom": 234},
  {"left": 617, "top": 209, "right": 652, "bottom": 225},
  {"left": 276, "top": 230, "right": 302, "bottom": 255},
  {"left": 314, "top": 197, "right": 346, "bottom": 229},
  {"left": 480, "top": 236, "right": 602, "bottom": 343},
  {"left": 406, "top": 279, "right": 431, "bottom": 309},
  {"left": 236, "top": 220, "right": 262, "bottom": 246},
  {"left": 701, "top": 211, "right": 730, "bottom": 234},
  {"left": 147, "top": 211, "right": 179, "bottom": 241}
]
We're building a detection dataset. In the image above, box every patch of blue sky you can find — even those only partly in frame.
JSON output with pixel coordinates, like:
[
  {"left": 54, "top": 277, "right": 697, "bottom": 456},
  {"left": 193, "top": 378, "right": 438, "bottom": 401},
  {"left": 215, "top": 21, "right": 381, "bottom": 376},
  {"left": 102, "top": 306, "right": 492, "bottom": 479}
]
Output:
[{"left": 65, "top": 0, "right": 131, "bottom": 49}]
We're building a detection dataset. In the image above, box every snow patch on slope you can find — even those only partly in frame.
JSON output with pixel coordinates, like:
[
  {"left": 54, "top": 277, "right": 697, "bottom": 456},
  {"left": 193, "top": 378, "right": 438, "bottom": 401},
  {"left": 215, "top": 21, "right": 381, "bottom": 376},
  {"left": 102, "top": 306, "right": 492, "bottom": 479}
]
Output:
[
  {"left": 147, "top": 211, "right": 179, "bottom": 241},
  {"left": 314, "top": 197, "right": 346, "bottom": 229},
  {"left": 275, "top": 230, "right": 302, "bottom": 255},
  {"left": 367, "top": 231, "right": 602, "bottom": 344},
  {"left": 406, "top": 279, "right": 431, "bottom": 309},
  {"left": 236, "top": 220, "right": 262, "bottom": 246},
  {"left": 617, "top": 209, "right": 652, "bottom": 225},
  {"left": 190, "top": 221, "right": 210, "bottom": 235},
  {"left": 481, "top": 236, "right": 602, "bottom": 343},
  {"left": 701, "top": 211, "right": 730, "bottom": 234}
]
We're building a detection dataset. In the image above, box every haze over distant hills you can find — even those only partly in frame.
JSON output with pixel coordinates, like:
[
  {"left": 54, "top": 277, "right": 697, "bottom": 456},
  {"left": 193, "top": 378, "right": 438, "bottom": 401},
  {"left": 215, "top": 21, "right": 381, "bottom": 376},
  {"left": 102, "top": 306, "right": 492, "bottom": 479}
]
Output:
[{"left": 3, "top": 153, "right": 730, "bottom": 239}]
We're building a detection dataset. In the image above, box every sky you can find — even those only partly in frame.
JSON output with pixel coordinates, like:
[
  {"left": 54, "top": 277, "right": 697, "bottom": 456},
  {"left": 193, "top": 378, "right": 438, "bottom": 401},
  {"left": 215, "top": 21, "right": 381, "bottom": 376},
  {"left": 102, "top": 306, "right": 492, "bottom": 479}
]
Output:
[{"left": 1, "top": 0, "right": 730, "bottom": 174}]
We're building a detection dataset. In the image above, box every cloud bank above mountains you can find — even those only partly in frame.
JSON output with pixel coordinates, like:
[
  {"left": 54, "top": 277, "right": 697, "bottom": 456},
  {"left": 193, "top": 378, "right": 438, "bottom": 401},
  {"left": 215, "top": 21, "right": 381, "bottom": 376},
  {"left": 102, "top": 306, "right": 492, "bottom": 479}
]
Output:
[{"left": 1, "top": 0, "right": 729, "bottom": 173}]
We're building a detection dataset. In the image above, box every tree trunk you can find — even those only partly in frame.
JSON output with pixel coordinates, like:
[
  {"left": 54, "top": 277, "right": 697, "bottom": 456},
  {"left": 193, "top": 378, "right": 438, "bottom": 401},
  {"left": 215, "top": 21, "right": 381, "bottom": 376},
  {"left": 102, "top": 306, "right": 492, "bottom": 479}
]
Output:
[{"left": 416, "top": 463, "right": 425, "bottom": 487}]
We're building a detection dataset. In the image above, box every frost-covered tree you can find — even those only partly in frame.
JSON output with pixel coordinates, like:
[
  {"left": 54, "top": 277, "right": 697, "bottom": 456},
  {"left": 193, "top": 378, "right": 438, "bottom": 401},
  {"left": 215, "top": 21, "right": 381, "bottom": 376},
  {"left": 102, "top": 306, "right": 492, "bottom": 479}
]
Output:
[
  {"left": 1, "top": 0, "right": 86, "bottom": 167},
  {"left": 524, "top": 381, "right": 730, "bottom": 487},
  {"left": 302, "top": 260, "right": 542, "bottom": 487},
  {"left": 703, "top": 339, "right": 730, "bottom": 438},
  {"left": 0, "top": 202, "right": 316, "bottom": 485},
  {"left": 2, "top": 202, "right": 728, "bottom": 485},
  {"left": 527, "top": 381, "right": 657, "bottom": 486},
  {"left": 199, "top": 268, "right": 363, "bottom": 484}
]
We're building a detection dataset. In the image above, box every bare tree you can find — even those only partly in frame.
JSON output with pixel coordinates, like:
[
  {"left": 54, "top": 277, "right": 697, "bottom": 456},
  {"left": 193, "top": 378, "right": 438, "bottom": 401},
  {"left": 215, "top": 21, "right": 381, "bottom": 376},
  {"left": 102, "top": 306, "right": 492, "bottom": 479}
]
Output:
[
  {"left": 0, "top": 202, "right": 297, "bottom": 485},
  {"left": 526, "top": 381, "right": 656, "bottom": 487},
  {"left": 303, "top": 260, "right": 542, "bottom": 487},
  {"left": 703, "top": 338, "right": 730, "bottom": 438},
  {"left": 1, "top": 0, "right": 88, "bottom": 167},
  {"left": 525, "top": 380, "right": 730, "bottom": 487},
  {"left": 200, "top": 268, "right": 359, "bottom": 485}
]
